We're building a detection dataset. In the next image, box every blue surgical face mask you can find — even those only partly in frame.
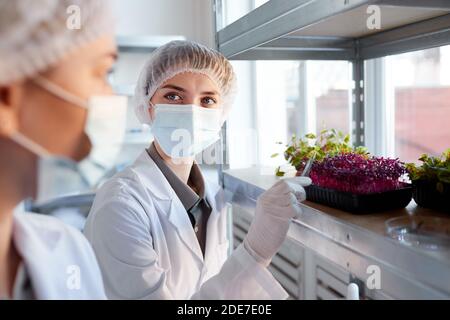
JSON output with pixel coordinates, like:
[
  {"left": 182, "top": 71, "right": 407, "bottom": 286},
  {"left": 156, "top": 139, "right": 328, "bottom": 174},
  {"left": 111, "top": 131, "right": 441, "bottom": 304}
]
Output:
[{"left": 151, "top": 104, "right": 222, "bottom": 159}]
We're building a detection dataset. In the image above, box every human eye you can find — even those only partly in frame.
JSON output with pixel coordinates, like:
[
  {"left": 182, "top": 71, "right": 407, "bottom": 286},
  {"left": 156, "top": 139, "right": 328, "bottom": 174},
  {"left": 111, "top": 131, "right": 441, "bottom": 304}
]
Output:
[
  {"left": 164, "top": 93, "right": 183, "bottom": 102},
  {"left": 201, "top": 96, "right": 217, "bottom": 107}
]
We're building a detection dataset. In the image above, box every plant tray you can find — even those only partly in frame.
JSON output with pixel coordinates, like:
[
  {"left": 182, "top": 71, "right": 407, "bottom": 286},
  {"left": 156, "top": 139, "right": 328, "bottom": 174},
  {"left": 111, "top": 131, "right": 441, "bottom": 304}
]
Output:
[
  {"left": 413, "top": 180, "right": 450, "bottom": 213},
  {"left": 305, "top": 184, "right": 413, "bottom": 214}
]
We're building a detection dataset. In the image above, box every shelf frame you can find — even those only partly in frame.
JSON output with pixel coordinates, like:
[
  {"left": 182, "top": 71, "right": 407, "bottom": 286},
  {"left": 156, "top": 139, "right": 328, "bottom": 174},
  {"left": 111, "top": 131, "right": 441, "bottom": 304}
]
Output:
[
  {"left": 218, "top": 0, "right": 375, "bottom": 59},
  {"left": 214, "top": 0, "right": 450, "bottom": 162},
  {"left": 217, "top": 0, "right": 450, "bottom": 60},
  {"left": 358, "top": 13, "right": 450, "bottom": 60},
  {"left": 214, "top": 0, "right": 450, "bottom": 297}
]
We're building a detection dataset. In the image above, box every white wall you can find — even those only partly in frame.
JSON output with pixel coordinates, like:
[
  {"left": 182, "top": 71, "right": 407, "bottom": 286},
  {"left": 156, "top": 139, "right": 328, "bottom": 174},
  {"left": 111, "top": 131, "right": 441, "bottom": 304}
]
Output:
[{"left": 112, "top": 0, "right": 215, "bottom": 47}]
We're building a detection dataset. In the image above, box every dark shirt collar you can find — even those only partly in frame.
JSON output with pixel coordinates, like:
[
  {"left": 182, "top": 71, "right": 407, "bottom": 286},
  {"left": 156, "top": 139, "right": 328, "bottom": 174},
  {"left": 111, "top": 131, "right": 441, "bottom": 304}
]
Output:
[{"left": 147, "top": 142, "right": 205, "bottom": 211}]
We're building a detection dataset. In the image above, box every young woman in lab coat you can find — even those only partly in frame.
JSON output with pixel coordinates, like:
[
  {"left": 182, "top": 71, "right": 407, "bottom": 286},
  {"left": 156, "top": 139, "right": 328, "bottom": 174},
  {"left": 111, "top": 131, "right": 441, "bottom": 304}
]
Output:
[
  {"left": 0, "top": 0, "right": 118, "bottom": 299},
  {"left": 84, "top": 41, "right": 311, "bottom": 300}
]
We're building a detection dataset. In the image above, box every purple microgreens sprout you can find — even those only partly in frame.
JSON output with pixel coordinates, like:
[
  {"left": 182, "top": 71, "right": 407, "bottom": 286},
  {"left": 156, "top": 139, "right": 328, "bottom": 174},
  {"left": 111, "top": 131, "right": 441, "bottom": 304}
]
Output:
[{"left": 309, "top": 153, "right": 407, "bottom": 194}]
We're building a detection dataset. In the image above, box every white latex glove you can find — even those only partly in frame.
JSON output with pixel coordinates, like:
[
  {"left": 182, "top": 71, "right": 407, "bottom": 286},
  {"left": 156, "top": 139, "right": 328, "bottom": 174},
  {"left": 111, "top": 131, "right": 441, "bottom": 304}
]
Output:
[{"left": 244, "top": 177, "right": 312, "bottom": 265}]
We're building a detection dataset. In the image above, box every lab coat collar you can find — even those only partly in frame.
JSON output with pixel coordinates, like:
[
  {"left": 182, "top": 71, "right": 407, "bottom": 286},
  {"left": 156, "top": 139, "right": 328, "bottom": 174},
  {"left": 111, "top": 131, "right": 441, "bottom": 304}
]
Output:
[
  {"left": 204, "top": 178, "right": 224, "bottom": 217},
  {"left": 203, "top": 180, "right": 227, "bottom": 272},
  {"left": 147, "top": 143, "right": 202, "bottom": 211},
  {"left": 132, "top": 150, "right": 223, "bottom": 214},
  {"left": 131, "top": 150, "right": 177, "bottom": 201},
  {"left": 12, "top": 212, "right": 105, "bottom": 300},
  {"left": 13, "top": 214, "right": 64, "bottom": 299},
  {"left": 131, "top": 150, "right": 225, "bottom": 265}
]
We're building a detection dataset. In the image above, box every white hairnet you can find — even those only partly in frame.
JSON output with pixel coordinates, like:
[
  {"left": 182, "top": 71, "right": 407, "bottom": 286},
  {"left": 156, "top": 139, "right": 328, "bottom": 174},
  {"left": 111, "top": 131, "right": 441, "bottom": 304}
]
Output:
[
  {"left": 0, "top": 0, "right": 114, "bottom": 85},
  {"left": 134, "top": 40, "right": 237, "bottom": 125}
]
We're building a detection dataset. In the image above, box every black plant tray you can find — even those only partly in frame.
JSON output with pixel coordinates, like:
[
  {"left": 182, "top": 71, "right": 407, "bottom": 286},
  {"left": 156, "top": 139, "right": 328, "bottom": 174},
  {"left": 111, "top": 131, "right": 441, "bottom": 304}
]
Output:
[
  {"left": 412, "top": 180, "right": 450, "bottom": 213},
  {"left": 305, "top": 184, "right": 413, "bottom": 214}
]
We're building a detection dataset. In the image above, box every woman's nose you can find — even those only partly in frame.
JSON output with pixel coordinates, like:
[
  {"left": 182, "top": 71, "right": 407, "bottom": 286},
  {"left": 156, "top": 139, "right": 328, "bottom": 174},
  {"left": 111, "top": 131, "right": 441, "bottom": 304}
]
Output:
[{"left": 183, "top": 97, "right": 197, "bottom": 105}]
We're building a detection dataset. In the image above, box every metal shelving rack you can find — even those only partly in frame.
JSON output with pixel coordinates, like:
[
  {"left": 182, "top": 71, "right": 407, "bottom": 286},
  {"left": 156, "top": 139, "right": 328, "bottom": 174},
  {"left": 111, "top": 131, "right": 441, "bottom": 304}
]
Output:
[
  {"left": 214, "top": 0, "right": 450, "bottom": 299},
  {"left": 213, "top": 0, "right": 450, "bottom": 153}
]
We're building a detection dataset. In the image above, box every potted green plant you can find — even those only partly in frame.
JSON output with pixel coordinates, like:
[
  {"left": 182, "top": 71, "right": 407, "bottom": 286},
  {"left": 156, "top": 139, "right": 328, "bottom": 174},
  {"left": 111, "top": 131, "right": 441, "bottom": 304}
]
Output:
[
  {"left": 273, "top": 129, "right": 412, "bottom": 213},
  {"left": 406, "top": 149, "right": 450, "bottom": 212},
  {"left": 272, "top": 129, "right": 368, "bottom": 177}
]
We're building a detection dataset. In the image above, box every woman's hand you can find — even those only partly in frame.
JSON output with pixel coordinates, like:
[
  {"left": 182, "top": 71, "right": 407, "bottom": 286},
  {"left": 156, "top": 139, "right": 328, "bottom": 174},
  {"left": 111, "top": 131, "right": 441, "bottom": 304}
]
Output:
[{"left": 244, "top": 177, "right": 312, "bottom": 265}]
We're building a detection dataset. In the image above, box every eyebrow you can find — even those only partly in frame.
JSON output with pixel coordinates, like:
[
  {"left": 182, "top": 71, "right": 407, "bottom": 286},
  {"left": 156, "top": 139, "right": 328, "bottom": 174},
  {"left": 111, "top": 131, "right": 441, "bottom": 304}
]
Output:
[
  {"left": 162, "top": 84, "right": 186, "bottom": 92},
  {"left": 201, "top": 90, "right": 220, "bottom": 96},
  {"left": 161, "top": 84, "right": 219, "bottom": 96}
]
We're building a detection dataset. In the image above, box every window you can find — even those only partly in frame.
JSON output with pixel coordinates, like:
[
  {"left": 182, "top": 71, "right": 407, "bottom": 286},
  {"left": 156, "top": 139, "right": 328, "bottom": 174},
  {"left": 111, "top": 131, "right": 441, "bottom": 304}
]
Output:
[
  {"left": 219, "top": 0, "right": 253, "bottom": 29},
  {"left": 226, "top": 60, "right": 352, "bottom": 169},
  {"left": 308, "top": 61, "right": 351, "bottom": 136},
  {"left": 219, "top": 0, "right": 270, "bottom": 29},
  {"left": 258, "top": 61, "right": 351, "bottom": 167},
  {"left": 366, "top": 45, "right": 450, "bottom": 163}
]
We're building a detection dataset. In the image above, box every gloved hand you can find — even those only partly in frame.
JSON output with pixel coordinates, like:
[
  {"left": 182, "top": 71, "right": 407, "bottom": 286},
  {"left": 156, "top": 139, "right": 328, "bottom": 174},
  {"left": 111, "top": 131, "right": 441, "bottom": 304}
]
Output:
[{"left": 243, "top": 177, "right": 312, "bottom": 265}]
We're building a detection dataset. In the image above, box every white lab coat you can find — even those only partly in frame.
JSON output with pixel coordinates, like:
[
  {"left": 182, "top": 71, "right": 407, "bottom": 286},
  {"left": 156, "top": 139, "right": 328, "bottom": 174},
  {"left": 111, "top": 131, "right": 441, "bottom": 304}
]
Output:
[
  {"left": 13, "top": 212, "right": 106, "bottom": 299},
  {"left": 84, "top": 150, "right": 288, "bottom": 300}
]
